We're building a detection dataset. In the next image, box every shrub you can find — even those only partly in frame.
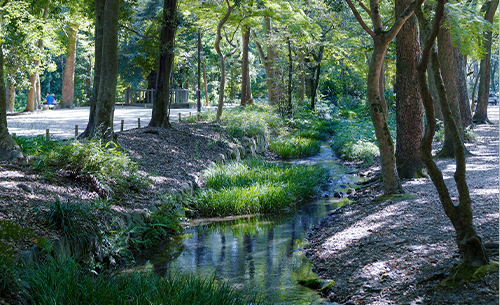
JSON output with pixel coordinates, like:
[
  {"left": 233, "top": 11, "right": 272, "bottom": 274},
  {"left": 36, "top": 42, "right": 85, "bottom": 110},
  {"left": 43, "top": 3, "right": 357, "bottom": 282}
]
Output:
[{"left": 330, "top": 119, "right": 380, "bottom": 164}]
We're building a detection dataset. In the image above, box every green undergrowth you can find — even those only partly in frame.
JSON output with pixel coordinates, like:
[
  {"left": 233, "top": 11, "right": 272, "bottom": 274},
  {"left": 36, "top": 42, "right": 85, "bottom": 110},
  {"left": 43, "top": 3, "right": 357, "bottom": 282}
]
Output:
[
  {"left": 11, "top": 257, "right": 262, "bottom": 305},
  {"left": 15, "top": 137, "right": 150, "bottom": 197},
  {"left": 329, "top": 119, "right": 380, "bottom": 164},
  {"left": 269, "top": 136, "right": 321, "bottom": 159},
  {"left": 188, "top": 158, "right": 329, "bottom": 216}
]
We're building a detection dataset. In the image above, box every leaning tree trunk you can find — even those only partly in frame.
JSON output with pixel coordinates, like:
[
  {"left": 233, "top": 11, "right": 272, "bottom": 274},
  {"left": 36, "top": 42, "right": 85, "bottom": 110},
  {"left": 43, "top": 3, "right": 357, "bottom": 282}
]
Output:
[
  {"left": 150, "top": 0, "right": 178, "bottom": 128},
  {"left": 91, "top": 0, "right": 120, "bottom": 141},
  {"left": 0, "top": 44, "right": 23, "bottom": 161},
  {"left": 395, "top": 0, "right": 424, "bottom": 179},
  {"left": 81, "top": 0, "right": 104, "bottom": 138},
  {"left": 310, "top": 46, "right": 324, "bottom": 110},
  {"left": 415, "top": 0, "right": 489, "bottom": 267},
  {"left": 60, "top": 24, "right": 79, "bottom": 109},
  {"left": 473, "top": 0, "right": 498, "bottom": 124}
]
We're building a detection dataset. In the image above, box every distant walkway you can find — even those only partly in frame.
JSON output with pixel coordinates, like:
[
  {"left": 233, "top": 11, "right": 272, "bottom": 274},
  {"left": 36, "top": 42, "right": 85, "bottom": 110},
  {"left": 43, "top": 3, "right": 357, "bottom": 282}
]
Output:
[{"left": 7, "top": 106, "right": 215, "bottom": 139}]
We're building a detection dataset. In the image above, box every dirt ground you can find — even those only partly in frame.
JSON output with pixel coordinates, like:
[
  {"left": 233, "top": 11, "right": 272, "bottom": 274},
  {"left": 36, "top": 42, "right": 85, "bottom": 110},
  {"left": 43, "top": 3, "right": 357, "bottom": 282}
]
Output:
[{"left": 306, "top": 108, "right": 499, "bottom": 304}]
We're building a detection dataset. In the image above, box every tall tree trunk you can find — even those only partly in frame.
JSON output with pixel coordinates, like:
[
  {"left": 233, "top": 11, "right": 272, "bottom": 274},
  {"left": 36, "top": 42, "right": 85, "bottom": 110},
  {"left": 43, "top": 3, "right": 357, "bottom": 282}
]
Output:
[
  {"left": 91, "top": 0, "right": 120, "bottom": 141},
  {"left": 150, "top": 0, "right": 178, "bottom": 128},
  {"left": 415, "top": 0, "right": 489, "bottom": 266},
  {"left": 26, "top": 73, "right": 37, "bottom": 112},
  {"left": 0, "top": 44, "right": 23, "bottom": 161},
  {"left": 241, "top": 26, "right": 252, "bottom": 106},
  {"left": 81, "top": 0, "right": 104, "bottom": 138},
  {"left": 202, "top": 62, "right": 209, "bottom": 106},
  {"left": 6, "top": 77, "right": 15, "bottom": 113},
  {"left": 368, "top": 38, "right": 404, "bottom": 194},
  {"left": 60, "top": 24, "right": 79, "bottom": 109},
  {"left": 310, "top": 46, "right": 324, "bottom": 110},
  {"left": 456, "top": 54, "right": 472, "bottom": 127},
  {"left": 395, "top": 0, "right": 424, "bottom": 179},
  {"left": 379, "top": 61, "right": 387, "bottom": 115},
  {"left": 435, "top": 18, "right": 465, "bottom": 158},
  {"left": 85, "top": 56, "right": 93, "bottom": 104},
  {"left": 214, "top": 0, "right": 234, "bottom": 122},
  {"left": 286, "top": 37, "right": 292, "bottom": 116},
  {"left": 473, "top": 0, "right": 498, "bottom": 124}
]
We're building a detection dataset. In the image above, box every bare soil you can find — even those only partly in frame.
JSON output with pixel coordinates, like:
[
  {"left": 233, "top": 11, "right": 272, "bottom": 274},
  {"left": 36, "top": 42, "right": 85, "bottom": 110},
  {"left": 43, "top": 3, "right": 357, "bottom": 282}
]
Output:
[{"left": 306, "top": 114, "right": 499, "bottom": 304}]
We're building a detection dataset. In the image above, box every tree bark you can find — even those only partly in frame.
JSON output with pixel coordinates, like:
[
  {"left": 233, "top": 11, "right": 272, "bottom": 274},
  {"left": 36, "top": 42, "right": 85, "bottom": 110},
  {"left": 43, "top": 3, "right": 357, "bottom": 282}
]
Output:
[
  {"left": 241, "top": 26, "right": 252, "bottom": 106},
  {"left": 286, "top": 37, "right": 292, "bottom": 116},
  {"left": 473, "top": 0, "right": 498, "bottom": 124},
  {"left": 310, "top": 46, "right": 324, "bottom": 110},
  {"left": 395, "top": 0, "right": 424, "bottom": 179},
  {"left": 149, "top": 0, "right": 178, "bottom": 128},
  {"left": 91, "top": 0, "right": 120, "bottom": 141},
  {"left": 457, "top": 53, "right": 472, "bottom": 127},
  {"left": 82, "top": 0, "right": 104, "bottom": 138},
  {"left": 60, "top": 24, "right": 79, "bottom": 109},
  {"left": 435, "top": 18, "right": 465, "bottom": 158},
  {"left": 202, "top": 61, "right": 209, "bottom": 106},
  {"left": 415, "top": 0, "right": 489, "bottom": 267},
  {"left": 6, "top": 77, "right": 15, "bottom": 113},
  {"left": 0, "top": 44, "right": 23, "bottom": 161}
]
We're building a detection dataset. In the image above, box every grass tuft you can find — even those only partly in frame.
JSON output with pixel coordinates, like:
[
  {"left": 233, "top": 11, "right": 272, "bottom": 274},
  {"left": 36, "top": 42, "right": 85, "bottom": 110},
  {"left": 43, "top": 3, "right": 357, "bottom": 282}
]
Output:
[{"left": 190, "top": 159, "right": 329, "bottom": 216}]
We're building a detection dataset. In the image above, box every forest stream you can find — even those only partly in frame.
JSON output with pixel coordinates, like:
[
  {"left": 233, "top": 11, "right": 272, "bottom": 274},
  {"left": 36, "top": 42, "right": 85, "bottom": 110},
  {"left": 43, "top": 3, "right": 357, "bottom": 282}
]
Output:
[{"left": 135, "top": 145, "right": 362, "bottom": 304}]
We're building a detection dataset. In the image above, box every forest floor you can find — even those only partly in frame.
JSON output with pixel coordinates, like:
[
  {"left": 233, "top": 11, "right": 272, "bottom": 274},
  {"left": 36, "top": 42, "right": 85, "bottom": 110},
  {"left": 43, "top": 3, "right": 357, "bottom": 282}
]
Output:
[{"left": 307, "top": 108, "right": 499, "bottom": 304}]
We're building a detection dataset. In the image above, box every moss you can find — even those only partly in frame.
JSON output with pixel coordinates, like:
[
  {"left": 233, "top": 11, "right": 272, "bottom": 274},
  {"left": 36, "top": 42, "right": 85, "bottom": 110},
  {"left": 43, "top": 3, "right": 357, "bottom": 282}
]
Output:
[
  {"left": 439, "top": 261, "right": 499, "bottom": 289},
  {"left": 319, "top": 279, "right": 335, "bottom": 293},
  {"left": 298, "top": 278, "right": 323, "bottom": 289},
  {"left": 373, "top": 193, "right": 416, "bottom": 203}
]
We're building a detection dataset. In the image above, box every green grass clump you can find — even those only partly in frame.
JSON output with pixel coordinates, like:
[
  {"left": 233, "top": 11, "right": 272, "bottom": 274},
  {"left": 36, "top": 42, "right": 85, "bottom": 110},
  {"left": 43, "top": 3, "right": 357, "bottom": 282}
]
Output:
[
  {"left": 191, "top": 159, "right": 329, "bottom": 216},
  {"left": 270, "top": 136, "right": 321, "bottom": 159},
  {"left": 20, "top": 258, "right": 262, "bottom": 305},
  {"left": 330, "top": 119, "right": 380, "bottom": 164},
  {"left": 219, "top": 105, "right": 283, "bottom": 139}
]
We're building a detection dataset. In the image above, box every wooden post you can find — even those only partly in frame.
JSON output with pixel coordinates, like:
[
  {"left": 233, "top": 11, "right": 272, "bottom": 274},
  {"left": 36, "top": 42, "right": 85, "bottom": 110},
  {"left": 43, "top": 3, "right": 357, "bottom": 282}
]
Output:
[
  {"left": 75, "top": 125, "right": 78, "bottom": 138},
  {"left": 189, "top": 112, "right": 192, "bottom": 117},
  {"left": 121, "top": 120, "right": 124, "bottom": 132},
  {"left": 138, "top": 118, "right": 141, "bottom": 128},
  {"left": 178, "top": 113, "right": 181, "bottom": 122},
  {"left": 11, "top": 133, "right": 15, "bottom": 138},
  {"left": 45, "top": 129, "right": 49, "bottom": 141}
]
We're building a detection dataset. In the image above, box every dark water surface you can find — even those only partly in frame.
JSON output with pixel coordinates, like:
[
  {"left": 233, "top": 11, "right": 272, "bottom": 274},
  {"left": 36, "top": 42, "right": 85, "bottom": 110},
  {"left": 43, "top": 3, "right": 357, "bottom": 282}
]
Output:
[{"left": 137, "top": 146, "right": 359, "bottom": 304}]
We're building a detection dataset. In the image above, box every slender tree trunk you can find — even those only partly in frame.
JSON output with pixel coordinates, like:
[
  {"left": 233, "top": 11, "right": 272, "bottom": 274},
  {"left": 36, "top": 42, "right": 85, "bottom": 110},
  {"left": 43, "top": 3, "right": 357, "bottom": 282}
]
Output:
[
  {"left": 310, "top": 46, "right": 324, "bottom": 110},
  {"left": 0, "top": 44, "right": 23, "bottom": 161},
  {"left": 241, "top": 26, "right": 251, "bottom": 106},
  {"left": 286, "top": 37, "right": 292, "bottom": 116},
  {"left": 379, "top": 61, "right": 387, "bottom": 115},
  {"left": 395, "top": 0, "right": 424, "bottom": 179},
  {"left": 415, "top": 0, "right": 489, "bottom": 266},
  {"left": 91, "top": 0, "right": 120, "bottom": 141},
  {"left": 85, "top": 56, "right": 93, "bottom": 103},
  {"left": 26, "top": 73, "right": 37, "bottom": 112},
  {"left": 368, "top": 38, "right": 404, "bottom": 194},
  {"left": 150, "top": 0, "right": 178, "bottom": 128},
  {"left": 215, "top": 0, "right": 234, "bottom": 122},
  {"left": 471, "top": 64, "right": 479, "bottom": 113},
  {"left": 61, "top": 24, "right": 79, "bottom": 109},
  {"left": 473, "top": 0, "right": 498, "bottom": 124},
  {"left": 6, "top": 77, "right": 15, "bottom": 113},
  {"left": 81, "top": 0, "right": 104, "bottom": 138},
  {"left": 202, "top": 62, "right": 209, "bottom": 106}
]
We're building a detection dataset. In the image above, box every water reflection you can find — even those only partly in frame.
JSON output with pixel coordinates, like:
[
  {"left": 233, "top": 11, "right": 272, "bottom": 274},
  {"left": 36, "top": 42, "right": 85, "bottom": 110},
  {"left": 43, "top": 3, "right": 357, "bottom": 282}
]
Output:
[{"left": 138, "top": 146, "right": 358, "bottom": 304}]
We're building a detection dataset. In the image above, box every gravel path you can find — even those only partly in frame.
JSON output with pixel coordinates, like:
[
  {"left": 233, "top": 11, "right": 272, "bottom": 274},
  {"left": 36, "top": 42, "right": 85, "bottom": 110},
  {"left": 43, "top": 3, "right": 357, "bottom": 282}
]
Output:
[{"left": 306, "top": 105, "right": 499, "bottom": 304}]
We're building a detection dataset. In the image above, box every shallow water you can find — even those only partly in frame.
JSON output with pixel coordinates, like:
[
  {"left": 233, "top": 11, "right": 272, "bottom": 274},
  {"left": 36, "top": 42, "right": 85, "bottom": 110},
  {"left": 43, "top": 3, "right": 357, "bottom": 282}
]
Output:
[{"left": 138, "top": 145, "right": 360, "bottom": 304}]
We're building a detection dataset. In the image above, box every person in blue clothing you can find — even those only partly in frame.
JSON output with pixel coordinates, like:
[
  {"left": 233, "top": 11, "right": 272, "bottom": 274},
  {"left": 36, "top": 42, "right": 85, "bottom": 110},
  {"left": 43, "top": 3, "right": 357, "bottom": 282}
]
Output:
[{"left": 44, "top": 93, "right": 54, "bottom": 105}]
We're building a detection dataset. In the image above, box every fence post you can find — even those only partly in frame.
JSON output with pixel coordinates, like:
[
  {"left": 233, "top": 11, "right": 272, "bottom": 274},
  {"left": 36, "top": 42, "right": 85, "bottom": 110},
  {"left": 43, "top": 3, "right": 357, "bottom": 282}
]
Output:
[
  {"left": 121, "top": 120, "right": 124, "bottom": 132},
  {"left": 138, "top": 118, "right": 141, "bottom": 128},
  {"left": 178, "top": 113, "right": 181, "bottom": 122},
  {"left": 75, "top": 125, "right": 78, "bottom": 138},
  {"left": 45, "top": 129, "right": 50, "bottom": 141}
]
